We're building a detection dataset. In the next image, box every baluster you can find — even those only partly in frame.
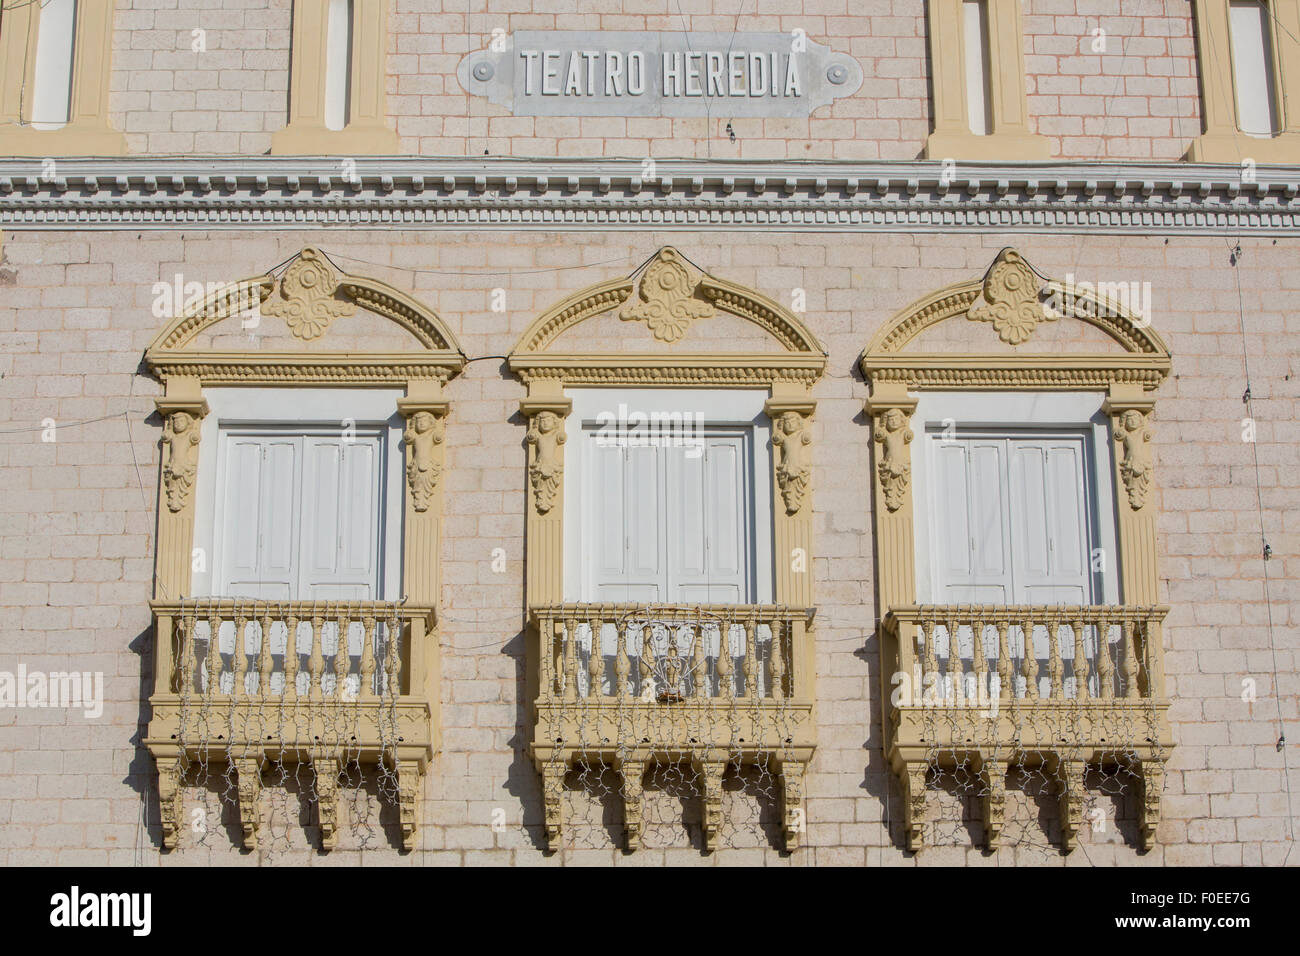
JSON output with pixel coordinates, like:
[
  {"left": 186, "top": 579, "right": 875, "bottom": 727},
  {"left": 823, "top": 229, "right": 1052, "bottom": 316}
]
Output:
[
  {"left": 308, "top": 614, "right": 325, "bottom": 700},
  {"left": 232, "top": 609, "right": 249, "bottom": 696},
  {"left": 284, "top": 612, "right": 300, "bottom": 699},
  {"left": 614, "top": 619, "right": 630, "bottom": 698},
  {"left": 972, "top": 611, "right": 987, "bottom": 705},
  {"left": 258, "top": 607, "right": 274, "bottom": 697},
  {"left": 716, "top": 622, "right": 734, "bottom": 699},
  {"left": 1121, "top": 618, "right": 1139, "bottom": 699},
  {"left": 179, "top": 610, "right": 196, "bottom": 694},
  {"left": 333, "top": 610, "right": 350, "bottom": 698},
  {"left": 1095, "top": 614, "right": 1115, "bottom": 699},
  {"left": 922, "top": 615, "right": 938, "bottom": 698},
  {"left": 946, "top": 613, "right": 962, "bottom": 704},
  {"left": 206, "top": 609, "right": 223, "bottom": 696},
  {"left": 563, "top": 615, "right": 578, "bottom": 701},
  {"left": 914, "top": 619, "right": 930, "bottom": 704},
  {"left": 539, "top": 615, "right": 556, "bottom": 698},
  {"left": 639, "top": 624, "right": 655, "bottom": 698},
  {"left": 1021, "top": 614, "right": 1039, "bottom": 700},
  {"left": 742, "top": 619, "right": 757, "bottom": 697},
  {"left": 386, "top": 611, "right": 403, "bottom": 696},
  {"left": 1048, "top": 612, "right": 1064, "bottom": 700},
  {"left": 996, "top": 620, "right": 1012, "bottom": 701},
  {"left": 693, "top": 623, "right": 708, "bottom": 699},
  {"left": 588, "top": 613, "right": 606, "bottom": 698},
  {"left": 770, "top": 618, "right": 786, "bottom": 701},
  {"left": 1072, "top": 616, "right": 1089, "bottom": 701},
  {"left": 360, "top": 614, "right": 377, "bottom": 699}
]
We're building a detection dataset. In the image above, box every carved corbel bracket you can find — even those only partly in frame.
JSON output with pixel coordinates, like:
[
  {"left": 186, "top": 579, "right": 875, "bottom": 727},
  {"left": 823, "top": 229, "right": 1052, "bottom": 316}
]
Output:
[
  {"left": 901, "top": 763, "right": 927, "bottom": 853},
  {"left": 764, "top": 398, "right": 815, "bottom": 516},
  {"left": 157, "top": 758, "right": 186, "bottom": 851},
  {"left": 618, "top": 759, "right": 647, "bottom": 852},
  {"left": 1057, "top": 758, "right": 1086, "bottom": 853},
  {"left": 541, "top": 763, "right": 566, "bottom": 850},
  {"left": 156, "top": 394, "right": 209, "bottom": 515},
  {"left": 777, "top": 760, "right": 808, "bottom": 852},
  {"left": 235, "top": 758, "right": 262, "bottom": 850},
  {"left": 696, "top": 760, "right": 726, "bottom": 852},
  {"left": 521, "top": 397, "right": 572, "bottom": 517},
  {"left": 981, "top": 757, "right": 1006, "bottom": 851},
  {"left": 397, "top": 398, "right": 449, "bottom": 513},
  {"left": 314, "top": 758, "right": 341, "bottom": 851},
  {"left": 865, "top": 387, "right": 919, "bottom": 515},
  {"left": 1140, "top": 761, "right": 1163, "bottom": 852},
  {"left": 398, "top": 759, "right": 423, "bottom": 851}
]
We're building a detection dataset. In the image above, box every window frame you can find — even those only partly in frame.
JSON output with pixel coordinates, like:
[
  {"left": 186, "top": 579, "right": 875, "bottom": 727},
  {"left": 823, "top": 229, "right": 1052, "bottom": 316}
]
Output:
[
  {"left": 1188, "top": 0, "right": 1300, "bottom": 161},
  {"left": 0, "top": 0, "right": 125, "bottom": 155}
]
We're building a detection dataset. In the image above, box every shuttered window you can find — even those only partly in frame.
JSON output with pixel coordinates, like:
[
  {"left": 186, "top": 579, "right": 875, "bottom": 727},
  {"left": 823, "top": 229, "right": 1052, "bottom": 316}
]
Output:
[
  {"left": 929, "top": 430, "right": 1098, "bottom": 606},
  {"left": 215, "top": 427, "right": 385, "bottom": 600},
  {"left": 583, "top": 427, "right": 755, "bottom": 604}
]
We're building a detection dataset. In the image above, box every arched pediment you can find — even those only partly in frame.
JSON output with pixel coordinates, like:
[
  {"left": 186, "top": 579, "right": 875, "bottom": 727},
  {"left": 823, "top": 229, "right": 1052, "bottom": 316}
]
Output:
[
  {"left": 860, "top": 248, "right": 1172, "bottom": 390},
  {"left": 509, "top": 247, "right": 827, "bottom": 387},
  {"left": 145, "top": 247, "right": 466, "bottom": 385}
]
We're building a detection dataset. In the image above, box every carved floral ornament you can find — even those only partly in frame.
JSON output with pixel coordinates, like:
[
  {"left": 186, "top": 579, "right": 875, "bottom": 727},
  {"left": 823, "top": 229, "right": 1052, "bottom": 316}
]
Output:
[
  {"left": 261, "top": 247, "right": 357, "bottom": 341},
  {"left": 967, "top": 248, "right": 1057, "bottom": 345},
  {"left": 619, "top": 248, "right": 716, "bottom": 343}
]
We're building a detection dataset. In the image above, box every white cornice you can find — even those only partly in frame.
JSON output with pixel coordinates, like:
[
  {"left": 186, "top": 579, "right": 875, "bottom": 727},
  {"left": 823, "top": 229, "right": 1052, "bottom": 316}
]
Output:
[{"left": 1, "top": 157, "right": 1298, "bottom": 234}]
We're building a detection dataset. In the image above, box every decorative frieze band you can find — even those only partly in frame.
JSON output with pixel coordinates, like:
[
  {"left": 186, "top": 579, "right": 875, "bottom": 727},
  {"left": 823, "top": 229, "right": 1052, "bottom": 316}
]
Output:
[{"left": 3, "top": 159, "right": 1300, "bottom": 234}]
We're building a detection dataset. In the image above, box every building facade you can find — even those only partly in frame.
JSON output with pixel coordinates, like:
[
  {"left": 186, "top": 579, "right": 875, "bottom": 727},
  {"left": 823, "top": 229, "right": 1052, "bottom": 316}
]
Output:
[{"left": 0, "top": 0, "right": 1296, "bottom": 866}]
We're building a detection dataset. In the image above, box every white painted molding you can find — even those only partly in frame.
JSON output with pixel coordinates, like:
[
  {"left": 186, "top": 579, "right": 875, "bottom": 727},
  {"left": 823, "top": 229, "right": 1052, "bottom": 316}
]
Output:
[{"left": 1, "top": 158, "right": 1298, "bottom": 234}]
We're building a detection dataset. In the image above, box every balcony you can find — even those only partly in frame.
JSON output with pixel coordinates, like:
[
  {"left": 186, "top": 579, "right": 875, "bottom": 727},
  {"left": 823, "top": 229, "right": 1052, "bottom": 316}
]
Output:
[
  {"left": 529, "top": 603, "right": 816, "bottom": 852},
  {"left": 144, "top": 599, "right": 436, "bottom": 852},
  {"left": 881, "top": 604, "right": 1172, "bottom": 853}
]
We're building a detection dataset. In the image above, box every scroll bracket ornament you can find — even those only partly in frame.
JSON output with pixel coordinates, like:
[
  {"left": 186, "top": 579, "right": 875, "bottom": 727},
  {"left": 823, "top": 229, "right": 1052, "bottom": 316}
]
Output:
[
  {"left": 523, "top": 400, "right": 570, "bottom": 516},
  {"left": 261, "top": 246, "right": 356, "bottom": 341},
  {"left": 157, "top": 396, "right": 208, "bottom": 514},
  {"left": 398, "top": 400, "right": 449, "bottom": 513},
  {"left": 967, "top": 248, "right": 1056, "bottom": 345},
  {"left": 619, "top": 247, "right": 715, "bottom": 344},
  {"left": 765, "top": 400, "right": 814, "bottom": 516}
]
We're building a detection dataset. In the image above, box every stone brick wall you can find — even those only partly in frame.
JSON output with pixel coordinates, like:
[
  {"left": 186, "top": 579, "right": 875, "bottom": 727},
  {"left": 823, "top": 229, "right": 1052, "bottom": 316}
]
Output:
[
  {"left": 0, "top": 228, "right": 1295, "bottom": 865},
  {"left": 104, "top": 0, "right": 1203, "bottom": 160}
]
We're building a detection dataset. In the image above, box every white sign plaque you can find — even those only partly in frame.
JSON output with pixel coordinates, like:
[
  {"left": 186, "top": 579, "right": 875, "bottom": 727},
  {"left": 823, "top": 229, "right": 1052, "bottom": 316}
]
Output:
[{"left": 458, "top": 31, "right": 863, "bottom": 118}]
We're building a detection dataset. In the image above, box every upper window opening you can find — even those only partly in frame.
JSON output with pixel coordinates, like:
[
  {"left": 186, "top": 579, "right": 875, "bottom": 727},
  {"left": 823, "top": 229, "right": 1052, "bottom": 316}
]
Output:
[
  {"left": 324, "top": 0, "right": 354, "bottom": 131},
  {"left": 963, "top": 0, "right": 993, "bottom": 136},
  {"left": 1229, "top": 0, "right": 1280, "bottom": 136},
  {"left": 30, "top": 0, "right": 77, "bottom": 130}
]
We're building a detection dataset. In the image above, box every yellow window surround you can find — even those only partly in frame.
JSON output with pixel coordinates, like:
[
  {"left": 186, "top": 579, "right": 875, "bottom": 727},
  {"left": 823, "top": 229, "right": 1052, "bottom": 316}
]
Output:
[
  {"left": 271, "top": 0, "right": 399, "bottom": 154},
  {"left": 507, "top": 247, "right": 827, "bottom": 852},
  {"left": 142, "top": 248, "right": 464, "bottom": 851},
  {"left": 1187, "top": 0, "right": 1300, "bottom": 162},
  {"left": 923, "top": 0, "right": 1052, "bottom": 161},
  {"left": 0, "top": 0, "right": 126, "bottom": 155},
  {"left": 859, "top": 248, "right": 1175, "bottom": 854}
]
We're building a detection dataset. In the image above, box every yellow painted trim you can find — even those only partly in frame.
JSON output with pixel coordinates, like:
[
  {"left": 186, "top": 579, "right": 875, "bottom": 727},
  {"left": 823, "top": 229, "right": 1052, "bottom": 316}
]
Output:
[
  {"left": 0, "top": 0, "right": 126, "bottom": 156},
  {"left": 271, "top": 0, "right": 399, "bottom": 155},
  {"left": 861, "top": 248, "right": 1174, "bottom": 853},
  {"left": 143, "top": 248, "right": 459, "bottom": 852},
  {"left": 923, "top": 0, "right": 1052, "bottom": 161},
  {"left": 510, "top": 249, "right": 825, "bottom": 852},
  {"left": 1188, "top": 0, "right": 1300, "bottom": 162}
]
